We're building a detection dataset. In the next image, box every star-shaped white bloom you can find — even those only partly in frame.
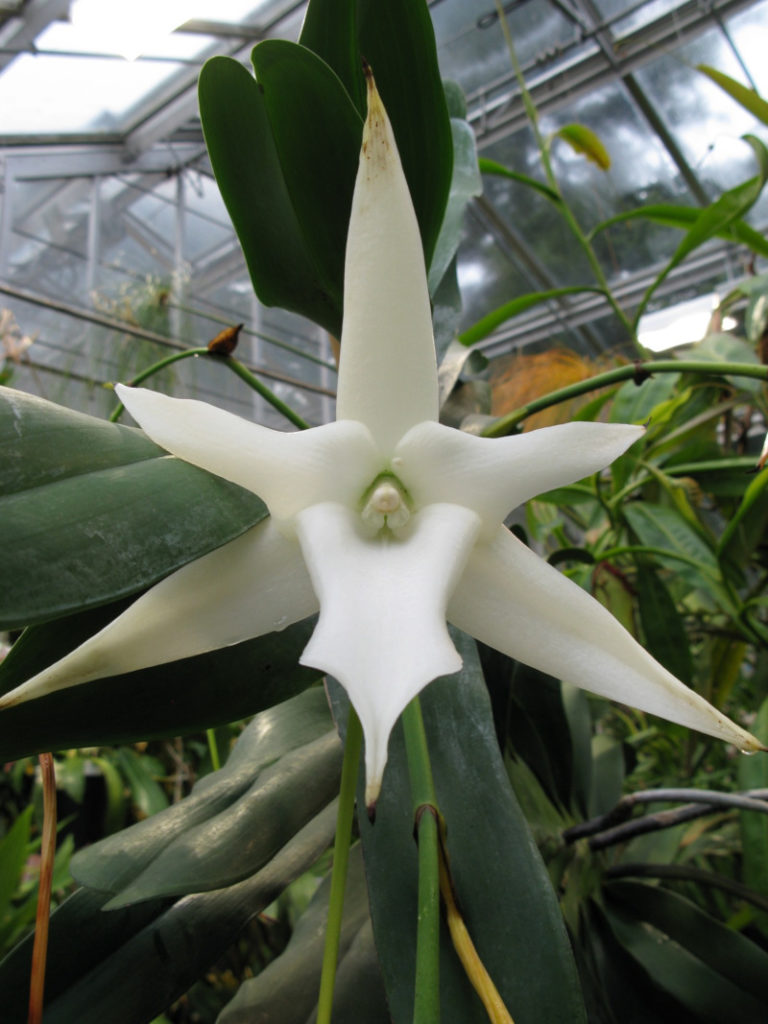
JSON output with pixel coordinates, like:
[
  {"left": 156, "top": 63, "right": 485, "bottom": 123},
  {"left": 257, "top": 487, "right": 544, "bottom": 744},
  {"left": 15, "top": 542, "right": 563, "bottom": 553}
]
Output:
[{"left": 1, "top": 73, "right": 761, "bottom": 808}]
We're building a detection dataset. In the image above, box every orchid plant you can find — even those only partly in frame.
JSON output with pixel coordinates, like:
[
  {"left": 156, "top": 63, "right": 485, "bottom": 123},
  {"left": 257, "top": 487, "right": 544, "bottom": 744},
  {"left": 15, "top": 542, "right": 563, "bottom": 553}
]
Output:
[
  {"left": 0, "top": 71, "right": 760, "bottom": 817},
  {"left": 3, "top": 4, "right": 768, "bottom": 1021}
]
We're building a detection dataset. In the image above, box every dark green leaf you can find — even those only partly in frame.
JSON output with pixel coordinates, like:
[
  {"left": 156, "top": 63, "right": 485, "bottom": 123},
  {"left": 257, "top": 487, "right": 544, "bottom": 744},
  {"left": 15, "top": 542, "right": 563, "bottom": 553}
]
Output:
[
  {"left": 1, "top": 388, "right": 265, "bottom": 629},
  {"left": 358, "top": 0, "right": 453, "bottom": 270},
  {"left": 588, "top": 735, "right": 625, "bottom": 818},
  {"left": 636, "top": 564, "right": 694, "bottom": 684},
  {"left": 218, "top": 846, "right": 386, "bottom": 1023},
  {"left": 71, "top": 688, "right": 334, "bottom": 895},
  {"left": 561, "top": 684, "right": 594, "bottom": 818},
  {"left": 105, "top": 731, "right": 341, "bottom": 906},
  {"left": 0, "top": 807, "right": 336, "bottom": 1024},
  {"left": 0, "top": 385, "right": 157, "bottom": 494},
  {"left": 605, "top": 882, "right": 768, "bottom": 1013},
  {"left": 251, "top": 39, "right": 363, "bottom": 309},
  {"left": 355, "top": 630, "right": 586, "bottom": 1024},
  {"left": 583, "top": 899, "right": 701, "bottom": 1023},
  {"left": 738, "top": 697, "right": 768, "bottom": 928},
  {"left": 298, "top": 0, "right": 364, "bottom": 113},
  {"left": 199, "top": 56, "right": 342, "bottom": 334},
  {"left": 0, "top": 599, "right": 319, "bottom": 760}
]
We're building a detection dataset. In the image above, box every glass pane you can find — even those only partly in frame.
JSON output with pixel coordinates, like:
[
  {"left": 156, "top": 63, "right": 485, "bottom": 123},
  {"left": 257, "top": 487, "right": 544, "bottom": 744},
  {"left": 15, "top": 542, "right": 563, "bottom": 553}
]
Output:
[
  {"left": 634, "top": 25, "right": 761, "bottom": 197},
  {"left": 433, "top": 0, "right": 588, "bottom": 100}
]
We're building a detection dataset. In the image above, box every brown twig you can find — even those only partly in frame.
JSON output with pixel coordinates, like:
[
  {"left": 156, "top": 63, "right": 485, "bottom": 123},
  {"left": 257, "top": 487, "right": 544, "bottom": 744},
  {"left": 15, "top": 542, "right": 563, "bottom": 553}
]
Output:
[{"left": 28, "top": 753, "right": 57, "bottom": 1024}]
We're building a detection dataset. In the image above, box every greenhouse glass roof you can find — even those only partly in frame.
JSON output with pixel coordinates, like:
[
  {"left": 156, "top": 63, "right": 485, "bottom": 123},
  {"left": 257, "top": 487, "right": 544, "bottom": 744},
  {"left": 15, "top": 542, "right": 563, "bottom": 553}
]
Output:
[{"left": 1, "top": 0, "right": 767, "bottom": 425}]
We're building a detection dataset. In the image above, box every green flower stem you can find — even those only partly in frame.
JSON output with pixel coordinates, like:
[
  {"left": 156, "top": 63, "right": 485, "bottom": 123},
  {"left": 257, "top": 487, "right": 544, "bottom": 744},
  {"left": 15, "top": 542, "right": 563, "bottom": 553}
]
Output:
[
  {"left": 316, "top": 706, "right": 363, "bottom": 1024},
  {"left": 402, "top": 697, "right": 441, "bottom": 1024},
  {"left": 492, "top": 0, "right": 635, "bottom": 347},
  {"left": 108, "top": 348, "right": 208, "bottom": 420},
  {"left": 108, "top": 348, "right": 311, "bottom": 431},
  {"left": 482, "top": 360, "right": 768, "bottom": 437},
  {"left": 223, "top": 356, "right": 311, "bottom": 430},
  {"left": 206, "top": 728, "right": 221, "bottom": 772}
]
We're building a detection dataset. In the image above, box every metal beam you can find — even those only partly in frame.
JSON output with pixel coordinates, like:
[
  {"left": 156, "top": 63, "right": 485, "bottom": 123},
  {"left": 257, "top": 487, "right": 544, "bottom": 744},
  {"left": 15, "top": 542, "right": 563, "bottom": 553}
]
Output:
[
  {"left": 477, "top": 232, "right": 756, "bottom": 358},
  {"left": 0, "top": 0, "right": 70, "bottom": 73},
  {"left": 469, "top": 0, "right": 757, "bottom": 147}
]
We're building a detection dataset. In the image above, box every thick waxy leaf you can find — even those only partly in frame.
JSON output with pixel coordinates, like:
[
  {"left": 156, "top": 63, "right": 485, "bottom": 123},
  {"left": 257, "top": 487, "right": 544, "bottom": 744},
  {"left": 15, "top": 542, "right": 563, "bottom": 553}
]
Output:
[
  {"left": 251, "top": 39, "right": 363, "bottom": 306},
  {"left": 605, "top": 880, "right": 768, "bottom": 1004},
  {"left": 358, "top": 0, "right": 452, "bottom": 269},
  {"left": 0, "top": 387, "right": 265, "bottom": 629},
  {"left": 106, "top": 731, "right": 341, "bottom": 906},
  {"left": 0, "top": 806, "right": 337, "bottom": 1024},
  {"left": 0, "top": 598, "right": 319, "bottom": 760},
  {"left": 738, "top": 697, "right": 768, "bottom": 928},
  {"left": 636, "top": 564, "right": 694, "bottom": 685},
  {"left": 352, "top": 630, "right": 586, "bottom": 1024},
  {"left": 298, "top": 0, "right": 364, "bottom": 113},
  {"left": 218, "top": 846, "right": 388, "bottom": 1024},
  {"left": 198, "top": 56, "right": 343, "bottom": 334},
  {"left": 603, "top": 889, "right": 768, "bottom": 1021},
  {"left": 71, "top": 689, "right": 334, "bottom": 897}
]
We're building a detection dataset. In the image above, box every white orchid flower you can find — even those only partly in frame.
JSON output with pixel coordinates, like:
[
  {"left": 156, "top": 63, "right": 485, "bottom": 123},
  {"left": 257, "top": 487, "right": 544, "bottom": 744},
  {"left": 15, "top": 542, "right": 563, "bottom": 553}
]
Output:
[{"left": 1, "top": 72, "right": 761, "bottom": 809}]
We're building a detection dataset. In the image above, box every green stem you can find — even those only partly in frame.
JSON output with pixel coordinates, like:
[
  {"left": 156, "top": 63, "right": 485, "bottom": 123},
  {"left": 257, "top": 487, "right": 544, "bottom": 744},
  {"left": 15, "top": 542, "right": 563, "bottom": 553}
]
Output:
[
  {"left": 224, "top": 356, "right": 311, "bottom": 430},
  {"left": 482, "top": 360, "right": 768, "bottom": 436},
  {"left": 402, "top": 697, "right": 440, "bottom": 1024},
  {"left": 206, "top": 728, "right": 221, "bottom": 772},
  {"left": 109, "top": 348, "right": 311, "bottom": 431},
  {"left": 493, "top": 0, "right": 636, "bottom": 346},
  {"left": 108, "top": 348, "right": 208, "bottom": 420},
  {"left": 316, "top": 707, "right": 363, "bottom": 1024}
]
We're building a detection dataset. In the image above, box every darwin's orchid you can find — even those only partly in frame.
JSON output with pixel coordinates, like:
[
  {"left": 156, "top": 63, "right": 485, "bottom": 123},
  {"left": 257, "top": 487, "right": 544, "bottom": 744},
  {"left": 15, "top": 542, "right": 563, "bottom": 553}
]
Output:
[{"left": 0, "top": 72, "right": 761, "bottom": 808}]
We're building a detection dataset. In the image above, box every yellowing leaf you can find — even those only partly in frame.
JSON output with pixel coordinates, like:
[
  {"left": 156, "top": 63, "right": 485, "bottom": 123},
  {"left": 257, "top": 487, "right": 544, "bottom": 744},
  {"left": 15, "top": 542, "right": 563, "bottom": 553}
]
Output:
[
  {"left": 698, "top": 64, "right": 768, "bottom": 127},
  {"left": 555, "top": 124, "right": 611, "bottom": 170}
]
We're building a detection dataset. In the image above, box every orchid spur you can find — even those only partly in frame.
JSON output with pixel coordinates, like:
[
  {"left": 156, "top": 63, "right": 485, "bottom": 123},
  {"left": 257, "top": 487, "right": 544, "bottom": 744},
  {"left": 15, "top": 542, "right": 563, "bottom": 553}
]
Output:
[{"left": 0, "top": 72, "right": 761, "bottom": 809}]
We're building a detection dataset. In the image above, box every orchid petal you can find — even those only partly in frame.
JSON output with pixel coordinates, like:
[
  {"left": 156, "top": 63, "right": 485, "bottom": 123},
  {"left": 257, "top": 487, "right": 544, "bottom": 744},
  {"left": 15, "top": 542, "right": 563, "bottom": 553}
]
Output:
[
  {"left": 0, "top": 520, "right": 318, "bottom": 710},
  {"left": 296, "top": 501, "right": 481, "bottom": 804},
  {"left": 336, "top": 70, "right": 438, "bottom": 451},
  {"left": 116, "top": 384, "right": 380, "bottom": 525},
  {"left": 395, "top": 420, "right": 644, "bottom": 532},
  {"left": 449, "top": 526, "right": 763, "bottom": 753}
]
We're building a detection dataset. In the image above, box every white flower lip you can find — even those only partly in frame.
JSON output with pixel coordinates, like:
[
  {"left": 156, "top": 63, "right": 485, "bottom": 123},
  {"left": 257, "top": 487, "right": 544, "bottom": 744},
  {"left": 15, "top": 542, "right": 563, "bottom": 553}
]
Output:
[{"left": 1, "top": 68, "right": 762, "bottom": 810}]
